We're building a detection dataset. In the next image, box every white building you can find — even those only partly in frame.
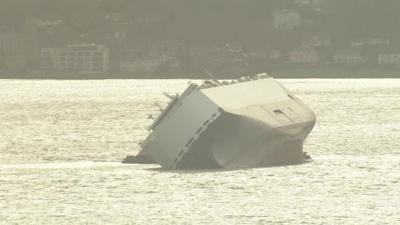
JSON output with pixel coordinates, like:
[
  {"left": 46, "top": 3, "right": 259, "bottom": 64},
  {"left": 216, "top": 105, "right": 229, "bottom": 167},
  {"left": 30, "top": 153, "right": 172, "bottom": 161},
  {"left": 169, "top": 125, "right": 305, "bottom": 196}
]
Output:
[
  {"left": 35, "top": 19, "right": 63, "bottom": 28},
  {"left": 120, "top": 59, "right": 161, "bottom": 73},
  {"left": 333, "top": 49, "right": 364, "bottom": 65},
  {"left": 273, "top": 10, "right": 301, "bottom": 30},
  {"left": 120, "top": 56, "right": 179, "bottom": 73},
  {"left": 41, "top": 44, "right": 109, "bottom": 74},
  {"left": 377, "top": 53, "right": 400, "bottom": 65},
  {"left": 302, "top": 33, "right": 331, "bottom": 47}
]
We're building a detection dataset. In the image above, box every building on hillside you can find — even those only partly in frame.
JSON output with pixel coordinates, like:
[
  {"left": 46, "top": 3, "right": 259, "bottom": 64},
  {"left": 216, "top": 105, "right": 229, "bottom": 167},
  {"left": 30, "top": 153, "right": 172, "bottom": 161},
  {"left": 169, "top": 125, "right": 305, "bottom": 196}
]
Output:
[
  {"left": 377, "top": 53, "right": 400, "bottom": 65},
  {"left": 333, "top": 49, "right": 364, "bottom": 65},
  {"left": 35, "top": 19, "right": 63, "bottom": 28},
  {"left": 41, "top": 44, "right": 109, "bottom": 74},
  {"left": 104, "top": 13, "right": 124, "bottom": 23},
  {"left": 190, "top": 45, "right": 247, "bottom": 70},
  {"left": 367, "top": 38, "right": 390, "bottom": 47},
  {"left": 302, "top": 33, "right": 331, "bottom": 48},
  {"left": 350, "top": 38, "right": 390, "bottom": 48},
  {"left": 295, "top": 0, "right": 312, "bottom": 6},
  {"left": 288, "top": 46, "right": 319, "bottom": 64},
  {"left": 120, "top": 59, "right": 161, "bottom": 73},
  {"left": 273, "top": 10, "right": 301, "bottom": 30},
  {"left": 294, "top": 0, "right": 329, "bottom": 12},
  {"left": 0, "top": 33, "right": 26, "bottom": 70},
  {"left": 118, "top": 41, "right": 184, "bottom": 73},
  {"left": 120, "top": 55, "right": 179, "bottom": 74}
]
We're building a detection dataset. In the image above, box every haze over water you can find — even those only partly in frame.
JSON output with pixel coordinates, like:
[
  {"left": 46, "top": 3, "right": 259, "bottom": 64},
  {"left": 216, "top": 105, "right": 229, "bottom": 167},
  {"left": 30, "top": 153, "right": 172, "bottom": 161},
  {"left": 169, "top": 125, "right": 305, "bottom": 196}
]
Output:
[{"left": 0, "top": 79, "right": 399, "bottom": 224}]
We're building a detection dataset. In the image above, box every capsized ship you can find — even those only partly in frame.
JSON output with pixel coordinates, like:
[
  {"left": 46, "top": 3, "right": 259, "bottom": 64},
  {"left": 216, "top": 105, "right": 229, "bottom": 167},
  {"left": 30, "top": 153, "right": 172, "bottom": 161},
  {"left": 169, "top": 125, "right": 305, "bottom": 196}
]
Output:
[{"left": 135, "top": 74, "right": 316, "bottom": 169}]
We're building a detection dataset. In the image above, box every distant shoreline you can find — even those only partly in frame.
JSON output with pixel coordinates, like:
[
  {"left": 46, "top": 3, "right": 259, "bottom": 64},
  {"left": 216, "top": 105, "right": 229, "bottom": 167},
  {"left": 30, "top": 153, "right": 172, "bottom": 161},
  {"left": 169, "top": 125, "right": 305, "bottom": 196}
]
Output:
[{"left": 1, "top": 67, "right": 400, "bottom": 79}]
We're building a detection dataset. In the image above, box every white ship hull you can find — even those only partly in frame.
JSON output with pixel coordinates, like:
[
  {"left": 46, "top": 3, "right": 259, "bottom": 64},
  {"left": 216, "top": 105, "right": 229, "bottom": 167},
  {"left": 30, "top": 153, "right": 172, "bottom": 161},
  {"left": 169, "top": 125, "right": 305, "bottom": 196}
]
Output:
[{"left": 140, "top": 76, "right": 316, "bottom": 169}]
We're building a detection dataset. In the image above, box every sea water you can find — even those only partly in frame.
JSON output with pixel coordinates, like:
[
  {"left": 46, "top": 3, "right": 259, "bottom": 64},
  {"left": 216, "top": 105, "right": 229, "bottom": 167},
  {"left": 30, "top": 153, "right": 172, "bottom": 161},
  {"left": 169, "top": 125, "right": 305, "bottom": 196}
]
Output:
[{"left": 0, "top": 79, "right": 399, "bottom": 225}]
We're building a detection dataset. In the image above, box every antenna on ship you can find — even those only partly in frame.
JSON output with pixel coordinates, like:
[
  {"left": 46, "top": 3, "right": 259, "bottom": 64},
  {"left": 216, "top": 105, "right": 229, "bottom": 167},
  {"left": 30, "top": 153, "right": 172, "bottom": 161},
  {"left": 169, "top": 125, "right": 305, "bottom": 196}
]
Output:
[{"left": 203, "top": 68, "right": 215, "bottom": 80}]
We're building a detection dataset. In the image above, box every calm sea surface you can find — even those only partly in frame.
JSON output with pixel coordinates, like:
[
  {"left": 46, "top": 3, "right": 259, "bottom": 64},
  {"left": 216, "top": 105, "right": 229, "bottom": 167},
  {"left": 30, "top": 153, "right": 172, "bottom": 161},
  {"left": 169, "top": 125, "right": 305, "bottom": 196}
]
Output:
[{"left": 0, "top": 79, "right": 399, "bottom": 225}]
